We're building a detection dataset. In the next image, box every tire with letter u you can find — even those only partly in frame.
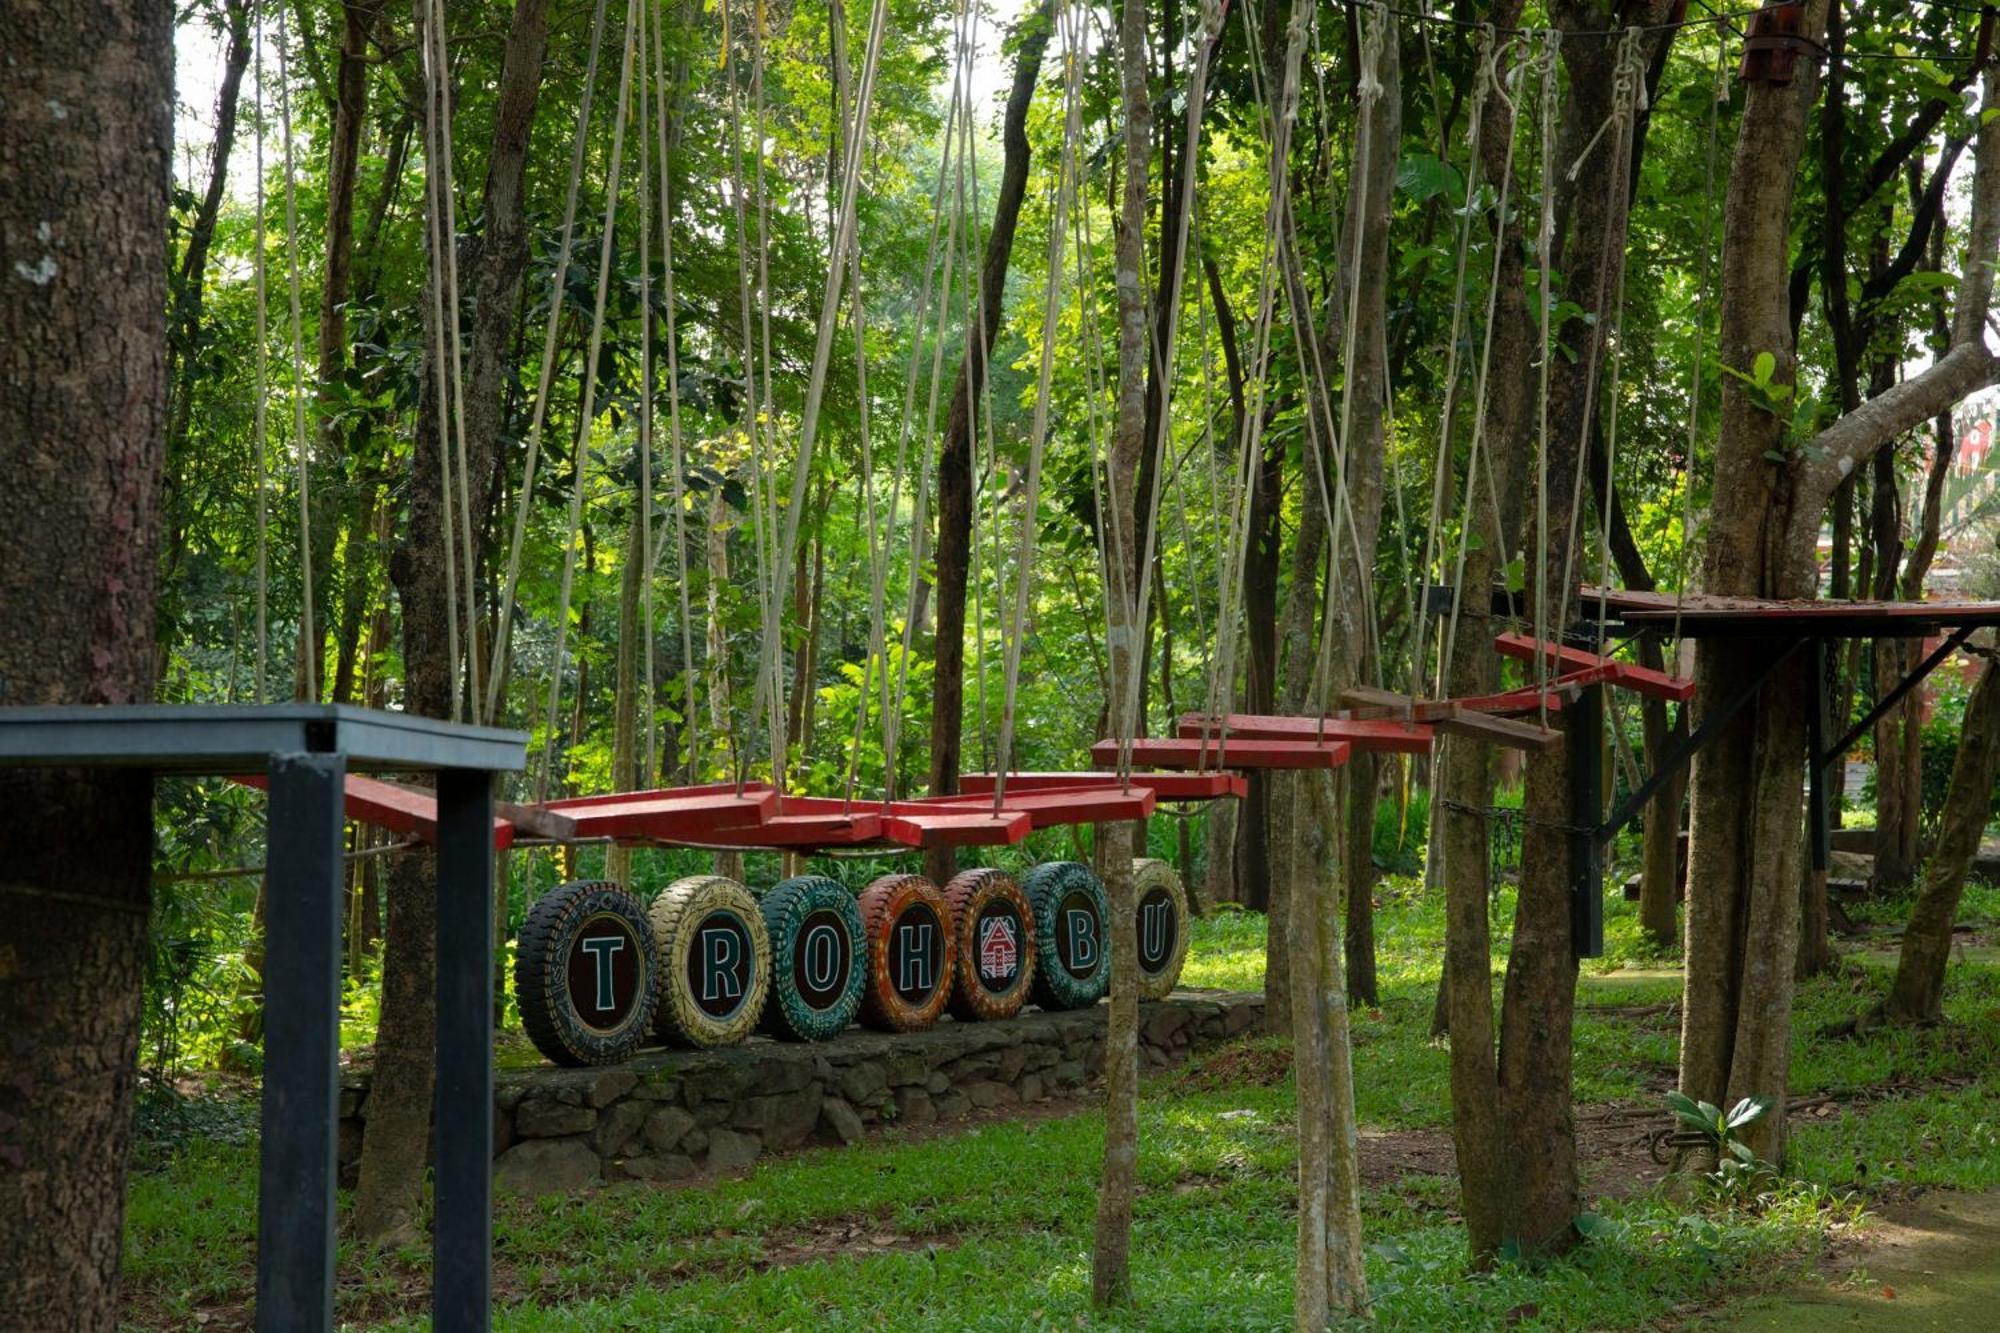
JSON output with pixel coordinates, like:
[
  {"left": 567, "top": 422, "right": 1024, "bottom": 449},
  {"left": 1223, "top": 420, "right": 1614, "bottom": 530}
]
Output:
[
  {"left": 856, "top": 873, "right": 955, "bottom": 1032},
  {"left": 1024, "top": 861, "right": 1110, "bottom": 1011},
  {"left": 759, "top": 875, "right": 866, "bottom": 1042},
  {"left": 1131, "top": 857, "right": 1190, "bottom": 999},
  {"left": 514, "top": 880, "right": 658, "bottom": 1067},
  {"left": 648, "top": 875, "right": 771, "bottom": 1048},
  {"left": 943, "top": 867, "right": 1035, "bottom": 1021}
]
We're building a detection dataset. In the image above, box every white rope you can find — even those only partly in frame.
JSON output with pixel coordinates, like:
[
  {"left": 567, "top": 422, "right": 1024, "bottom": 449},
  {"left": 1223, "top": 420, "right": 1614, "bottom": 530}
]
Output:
[
  {"left": 416, "top": 25, "right": 462, "bottom": 724},
  {"left": 637, "top": 0, "right": 657, "bottom": 783},
  {"left": 276, "top": 4, "right": 317, "bottom": 702},
  {"left": 1531, "top": 33, "right": 1560, "bottom": 721},
  {"left": 252, "top": 11, "right": 269, "bottom": 705},
  {"left": 486, "top": 0, "right": 613, "bottom": 723},
  {"left": 538, "top": 0, "right": 641, "bottom": 799}
]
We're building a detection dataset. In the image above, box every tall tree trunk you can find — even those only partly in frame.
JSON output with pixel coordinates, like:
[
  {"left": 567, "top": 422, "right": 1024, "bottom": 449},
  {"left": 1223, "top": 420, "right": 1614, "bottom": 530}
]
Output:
[
  {"left": 924, "top": 0, "right": 1054, "bottom": 888},
  {"left": 355, "top": 0, "right": 551, "bottom": 1247},
  {"left": 0, "top": 0, "right": 170, "bottom": 1322},
  {"left": 1092, "top": 0, "right": 1151, "bottom": 1307},
  {"left": 1886, "top": 655, "right": 2000, "bottom": 1022}
]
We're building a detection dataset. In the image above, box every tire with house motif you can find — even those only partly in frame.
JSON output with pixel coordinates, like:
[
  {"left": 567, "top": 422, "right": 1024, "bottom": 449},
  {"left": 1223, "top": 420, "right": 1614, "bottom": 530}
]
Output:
[
  {"left": 758, "top": 875, "right": 866, "bottom": 1042},
  {"left": 1131, "top": 857, "right": 1190, "bottom": 999},
  {"left": 943, "top": 867, "right": 1036, "bottom": 1022},
  {"left": 1023, "top": 861, "right": 1110, "bottom": 1012},
  {"left": 514, "top": 880, "right": 659, "bottom": 1067},
  {"left": 648, "top": 875, "right": 771, "bottom": 1048},
  {"left": 856, "top": 873, "right": 956, "bottom": 1032}
]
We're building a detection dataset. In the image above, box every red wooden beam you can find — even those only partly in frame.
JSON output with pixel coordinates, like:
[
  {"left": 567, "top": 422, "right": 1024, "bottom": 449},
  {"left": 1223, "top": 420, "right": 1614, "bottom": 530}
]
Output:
[
  {"left": 1090, "top": 736, "right": 1351, "bottom": 771},
  {"left": 1176, "top": 712, "right": 1433, "bottom": 755},
  {"left": 959, "top": 770, "right": 1248, "bottom": 800},
  {"left": 908, "top": 783, "right": 1158, "bottom": 828},
  {"left": 881, "top": 807, "right": 1036, "bottom": 849},
  {"left": 233, "top": 773, "right": 516, "bottom": 848},
  {"left": 548, "top": 784, "right": 779, "bottom": 842},
  {"left": 1492, "top": 632, "right": 1695, "bottom": 703}
]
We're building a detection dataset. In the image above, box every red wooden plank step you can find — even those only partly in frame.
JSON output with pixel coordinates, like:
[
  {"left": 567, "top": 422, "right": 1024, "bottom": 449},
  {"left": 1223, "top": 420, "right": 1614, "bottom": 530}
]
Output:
[
  {"left": 908, "top": 783, "right": 1158, "bottom": 828},
  {"left": 959, "top": 770, "right": 1248, "bottom": 800},
  {"left": 549, "top": 784, "right": 779, "bottom": 842},
  {"left": 1089, "top": 736, "right": 1351, "bottom": 771},
  {"left": 1176, "top": 712, "right": 1433, "bottom": 755},
  {"left": 1492, "top": 632, "right": 1695, "bottom": 703}
]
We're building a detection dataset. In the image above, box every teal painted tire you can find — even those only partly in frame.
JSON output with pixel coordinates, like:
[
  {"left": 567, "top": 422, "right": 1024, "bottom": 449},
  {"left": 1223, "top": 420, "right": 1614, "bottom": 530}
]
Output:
[
  {"left": 1131, "top": 857, "right": 1190, "bottom": 999},
  {"left": 758, "top": 875, "right": 866, "bottom": 1042},
  {"left": 648, "top": 875, "right": 771, "bottom": 1048},
  {"left": 514, "top": 880, "right": 658, "bottom": 1067},
  {"left": 1024, "top": 861, "right": 1110, "bottom": 1011}
]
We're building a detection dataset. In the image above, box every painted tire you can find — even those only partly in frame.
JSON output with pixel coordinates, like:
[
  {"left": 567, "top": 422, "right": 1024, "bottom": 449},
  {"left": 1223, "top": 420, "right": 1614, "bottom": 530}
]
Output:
[
  {"left": 1024, "top": 861, "right": 1110, "bottom": 1011},
  {"left": 758, "top": 875, "right": 866, "bottom": 1042},
  {"left": 856, "top": 874, "right": 956, "bottom": 1032},
  {"left": 514, "top": 880, "right": 659, "bottom": 1067},
  {"left": 1131, "top": 858, "right": 1191, "bottom": 999},
  {"left": 943, "top": 868, "right": 1036, "bottom": 1022},
  {"left": 648, "top": 875, "right": 771, "bottom": 1048}
]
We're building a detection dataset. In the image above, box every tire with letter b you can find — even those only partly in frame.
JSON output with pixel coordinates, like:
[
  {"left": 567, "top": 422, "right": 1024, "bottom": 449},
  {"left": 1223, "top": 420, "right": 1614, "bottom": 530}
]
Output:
[
  {"left": 943, "top": 867, "right": 1035, "bottom": 1021},
  {"left": 1131, "top": 857, "right": 1190, "bottom": 999},
  {"left": 514, "top": 880, "right": 658, "bottom": 1066},
  {"left": 759, "top": 875, "right": 866, "bottom": 1042},
  {"left": 1024, "top": 861, "right": 1109, "bottom": 1011},
  {"left": 648, "top": 875, "right": 771, "bottom": 1048},
  {"left": 856, "top": 874, "right": 955, "bottom": 1032}
]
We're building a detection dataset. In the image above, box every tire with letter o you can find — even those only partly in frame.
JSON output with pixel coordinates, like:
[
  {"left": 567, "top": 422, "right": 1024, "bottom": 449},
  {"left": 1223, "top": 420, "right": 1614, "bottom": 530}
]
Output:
[
  {"left": 943, "top": 868, "right": 1035, "bottom": 1021},
  {"left": 856, "top": 874, "right": 955, "bottom": 1032},
  {"left": 758, "top": 875, "right": 866, "bottom": 1041},
  {"left": 1131, "top": 857, "right": 1191, "bottom": 999},
  {"left": 648, "top": 875, "right": 771, "bottom": 1048},
  {"left": 1024, "top": 861, "right": 1110, "bottom": 1011},
  {"left": 514, "top": 880, "right": 658, "bottom": 1066}
]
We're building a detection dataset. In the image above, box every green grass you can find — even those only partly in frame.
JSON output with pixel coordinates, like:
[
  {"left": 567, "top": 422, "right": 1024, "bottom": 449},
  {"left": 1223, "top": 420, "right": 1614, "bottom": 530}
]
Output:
[{"left": 123, "top": 881, "right": 2000, "bottom": 1330}]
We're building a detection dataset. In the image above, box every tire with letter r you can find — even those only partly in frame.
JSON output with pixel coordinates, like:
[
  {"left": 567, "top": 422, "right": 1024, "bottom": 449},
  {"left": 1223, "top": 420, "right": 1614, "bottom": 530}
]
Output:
[
  {"left": 943, "top": 867, "right": 1035, "bottom": 1021},
  {"left": 1131, "top": 857, "right": 1190, "bottom": 999},
  {"left": 759, "top": 875, "right": 866, "bottom": 1042},
  {"left": 649, "top": 875, "right": 771, "bottom": 1048},
  {"left": 1024, "top": 861, "right": 1109, "bottom": 1011},
  {"left": 856, "top": 874, "right": 955, "bottom": 1032},
  {"left": 514, "top": 880, "right": 658, "bottom": 1066}
]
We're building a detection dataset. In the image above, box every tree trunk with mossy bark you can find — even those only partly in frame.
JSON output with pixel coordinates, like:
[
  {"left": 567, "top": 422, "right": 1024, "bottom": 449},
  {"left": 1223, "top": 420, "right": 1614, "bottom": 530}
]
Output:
[{"left": 0, "top": 2, "right": 170, "bottom": 1323}]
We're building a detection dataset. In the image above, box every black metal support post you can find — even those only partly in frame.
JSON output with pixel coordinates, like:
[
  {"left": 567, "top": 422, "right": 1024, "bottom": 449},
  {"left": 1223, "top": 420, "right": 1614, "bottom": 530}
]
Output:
[
  {"left": 1570, "top": 685, "right": 1605, "bottom": 958},
  {"left": 256, "top": 752, "right": 348, "bottom": 1332},
  {"left": 433, "top": 767, "right": 495, "bottom": 1332},
  {"left": 1821, "top": 623, "right": 1975, "bottom": 764},
  {"left": 1807, "top": 638, "right": 1830, "bottom": 872}
]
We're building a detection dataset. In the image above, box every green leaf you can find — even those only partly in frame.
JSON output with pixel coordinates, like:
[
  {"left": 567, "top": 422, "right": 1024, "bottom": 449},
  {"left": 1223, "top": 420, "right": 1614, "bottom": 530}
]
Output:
[
  {"left": 1725, "top": 1096, "right": 1772, "bottom": 1131},
  {"left": 1574, "top": 1212, "right": 1623, "bottom": 1241},
  {"left": 1752, "top": 351, "right": 1777, "bottom": 386},
  {"left": 1396, "top": 153, "right": 1463, "bottom": 203}
]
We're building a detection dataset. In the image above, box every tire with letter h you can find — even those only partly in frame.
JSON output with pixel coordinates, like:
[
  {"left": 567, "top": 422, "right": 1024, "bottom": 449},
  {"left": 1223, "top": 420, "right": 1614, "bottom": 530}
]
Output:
[{"left": 856, "top": 873, "right": 955, "bottom": 1032}]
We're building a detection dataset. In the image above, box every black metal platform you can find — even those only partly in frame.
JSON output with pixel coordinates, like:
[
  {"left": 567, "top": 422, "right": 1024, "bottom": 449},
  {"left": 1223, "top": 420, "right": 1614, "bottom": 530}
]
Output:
[{"left": 0, "top": 704, "right": 527, "bottom": 1333}]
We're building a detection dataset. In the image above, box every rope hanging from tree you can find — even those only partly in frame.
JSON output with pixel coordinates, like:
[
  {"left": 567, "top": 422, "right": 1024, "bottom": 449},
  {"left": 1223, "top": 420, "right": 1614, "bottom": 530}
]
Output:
[
  {"left": 276, "top": 2, "right": 317, "bottom": 702},
  {"left": 251, "top": 8, "right": 270, "bottom": 705}
]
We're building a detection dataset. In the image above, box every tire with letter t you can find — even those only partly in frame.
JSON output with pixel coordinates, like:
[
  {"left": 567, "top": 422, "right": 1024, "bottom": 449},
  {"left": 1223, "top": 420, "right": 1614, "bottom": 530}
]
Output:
[
  {"left": 514, "top": 880, "right": 659, "bottom": 1066},
  {"left": 759, "top": 875, "right": 866, "bottom": 1041},
  {"left": 1024, "top": 861, "right": 1109, "bottom": 1011},
  {"left": 649, "top": 875, "right": 771, "bottom": 1048},
  {"left": 856, "top": 873, "right": 956, "bottom": 1032}
]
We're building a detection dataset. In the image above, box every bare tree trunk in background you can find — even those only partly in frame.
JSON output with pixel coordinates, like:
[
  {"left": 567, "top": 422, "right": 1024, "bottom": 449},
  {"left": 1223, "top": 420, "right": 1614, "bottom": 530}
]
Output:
[
  {"left": 1887, "top": 655, "right": 2000, "bottom": 1022},
  {"left": 924, "top": 0, "right": 1054, "bottom": 888},
  {"left": 355, "top": 0, "right": 551, "bottom": 1247},
  {"left": 0, "top": 1, "right": 170, "bottom": 1321}
]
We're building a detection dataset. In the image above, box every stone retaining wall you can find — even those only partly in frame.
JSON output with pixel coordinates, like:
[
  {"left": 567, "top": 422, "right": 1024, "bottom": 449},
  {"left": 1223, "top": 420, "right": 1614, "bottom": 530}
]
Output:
[{"left": 338, "top": 990, "right": 1262, "bottom": 1195}]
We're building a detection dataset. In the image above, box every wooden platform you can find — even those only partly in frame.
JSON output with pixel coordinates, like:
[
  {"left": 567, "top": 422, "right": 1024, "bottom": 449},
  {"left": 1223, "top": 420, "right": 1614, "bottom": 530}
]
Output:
[{"left": 1583, "top": 586, "right": 2000, "bottom": 640}]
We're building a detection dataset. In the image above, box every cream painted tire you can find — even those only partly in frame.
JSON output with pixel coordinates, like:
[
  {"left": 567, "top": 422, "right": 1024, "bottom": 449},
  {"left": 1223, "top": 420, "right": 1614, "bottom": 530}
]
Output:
[
  {"left": 1131, "top": 858, "right": 1190, "bottom": 999},
  {"left": 648, "top": 875, "right": 771, "bottom": 1048}
]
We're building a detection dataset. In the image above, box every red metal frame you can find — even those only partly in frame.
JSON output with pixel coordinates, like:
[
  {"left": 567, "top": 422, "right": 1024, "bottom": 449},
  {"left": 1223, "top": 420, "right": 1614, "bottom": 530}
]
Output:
[
  {"left": 1090, "top": 736, "right": 1352, "bottom": 771},
  {"left": 1492, "top": 632, "right": 1695, "bottom": 703}
]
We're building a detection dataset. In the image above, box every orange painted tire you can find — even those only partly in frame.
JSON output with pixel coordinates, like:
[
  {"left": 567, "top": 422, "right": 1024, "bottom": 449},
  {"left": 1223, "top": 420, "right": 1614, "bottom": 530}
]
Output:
[
  {"left": 856, "top": 873, "right": 955, "bottom": 1032},
  {"left": 943, "top": 868, "right": 1035, "bottom": 1021}
]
